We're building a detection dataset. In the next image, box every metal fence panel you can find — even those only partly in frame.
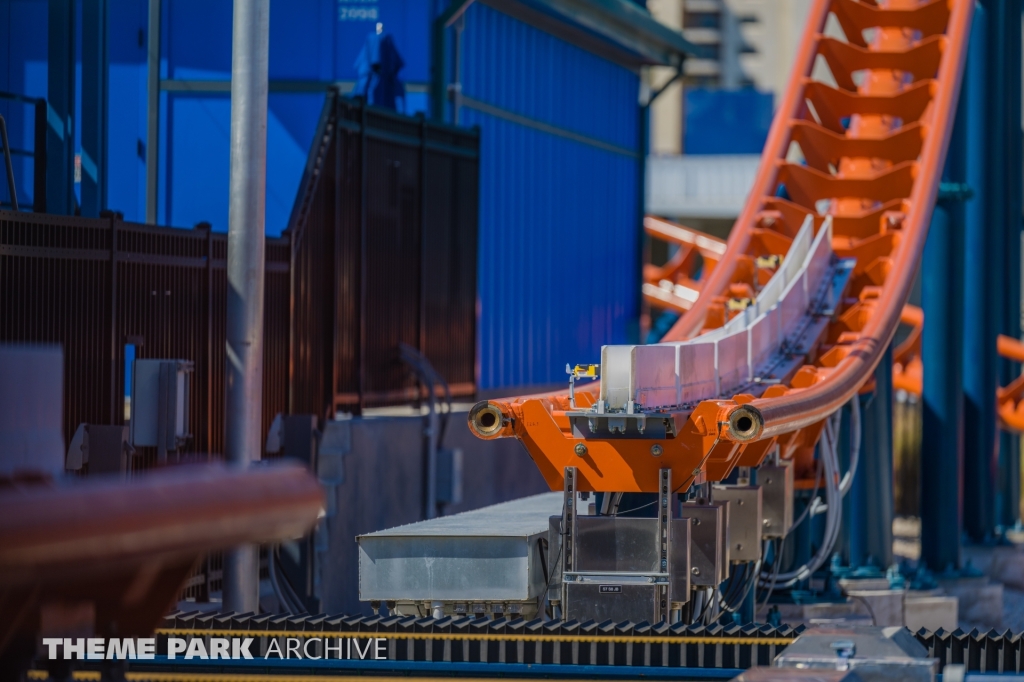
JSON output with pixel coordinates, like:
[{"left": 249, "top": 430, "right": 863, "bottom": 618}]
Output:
[
  {"left": 0, "top": 93, "right": 478, "bottom": 466},
  {"left": 289, "top": 94, "right": 479, "bottom": 412},
  {"left": 0, "top": 210, "right": 289, "bottom": 469}
]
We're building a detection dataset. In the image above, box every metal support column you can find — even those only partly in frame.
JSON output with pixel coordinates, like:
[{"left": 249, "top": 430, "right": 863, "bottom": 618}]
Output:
[
  {"left": 998, "top": 0, "right": 1023, "bottom": 530},
  {"left": 862, "top": 345, "right": 894, "bottom": 566},
  {"left": 838, "top": 357, "right": 893, "bottom": 571},
  {"left": 963, "top": 2, "right": 1000, "bottom": 542},
  {"left": 47, "top": 0, "right": 75, "bottom": 215},
  {"left": 430, "top": 1, "right": 473, "bottom": 122},
  {"left": 222, "top": 0, "right": 270, "bottom": 615},
  {"left": 920, "top": 87, "right": 967, "bottom": 573},
  {"left": 81, "top": 0, "right": 109, "bottom": 217},
  {"left": 839, "top": 401, "right": 863, "bottom": 566},
  {"left": 145, "top": 0, "right": 161, "bottom": 224}
]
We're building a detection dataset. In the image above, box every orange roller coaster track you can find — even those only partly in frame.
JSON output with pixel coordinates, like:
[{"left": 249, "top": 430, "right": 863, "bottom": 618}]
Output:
[{"left": 470, "top": 0, "right": 974, "bottom": 494}]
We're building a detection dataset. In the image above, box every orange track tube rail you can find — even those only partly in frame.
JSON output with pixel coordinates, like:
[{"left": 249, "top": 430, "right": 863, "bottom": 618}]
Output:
[
  {"left": 471, "top": 0, "right": 975, "bottom": 493},
  {"left": 664, "top": 0, "right": 972, "bottom": 436}
]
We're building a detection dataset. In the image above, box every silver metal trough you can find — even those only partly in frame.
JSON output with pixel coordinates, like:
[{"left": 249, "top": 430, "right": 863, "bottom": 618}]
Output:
[{"left": 357, "top": 492, "right": 562, "bottom": 618}]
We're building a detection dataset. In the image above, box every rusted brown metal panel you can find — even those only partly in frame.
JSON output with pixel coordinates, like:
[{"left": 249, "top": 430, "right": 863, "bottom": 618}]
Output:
[
  {"left": 0, "top": 211, "right": 290, "bottom": 471},
  {"left": 287, "top": 94, "right": 480, "bottom": 413}
]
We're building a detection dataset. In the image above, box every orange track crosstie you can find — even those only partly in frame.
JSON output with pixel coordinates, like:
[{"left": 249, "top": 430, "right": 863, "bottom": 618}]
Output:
[
  {"left": 642, "top": 217, "right": 727, "bottom": 314},
  {"left": 471, "top": 0, "right": 976, "bottom": 493}
]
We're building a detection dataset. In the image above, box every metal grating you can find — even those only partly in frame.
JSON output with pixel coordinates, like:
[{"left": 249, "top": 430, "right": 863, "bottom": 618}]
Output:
[{"left": 0, "top": 210, "right": 290, "bottom": 470}]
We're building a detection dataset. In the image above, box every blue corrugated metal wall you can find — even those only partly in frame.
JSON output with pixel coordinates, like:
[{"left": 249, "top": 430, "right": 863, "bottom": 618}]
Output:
[
  {"left": 459, "top": 3, "right": 641, "bottom": 390},
  {"left": 1, "top": 0, "right": 643, "bottom": 393},
  {"left": 153, "top": 0, "right": 431, "bottom": 235}
]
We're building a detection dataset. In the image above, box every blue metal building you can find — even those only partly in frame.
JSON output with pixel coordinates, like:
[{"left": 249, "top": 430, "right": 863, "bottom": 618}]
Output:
[{"left": 0, "top": 0, "right": 692, "bottom": 394}]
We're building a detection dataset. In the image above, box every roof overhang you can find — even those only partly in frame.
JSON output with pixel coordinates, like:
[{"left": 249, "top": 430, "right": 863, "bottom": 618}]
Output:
[{"left": 443, "top": 0, "right": 698, "bottom": 70}]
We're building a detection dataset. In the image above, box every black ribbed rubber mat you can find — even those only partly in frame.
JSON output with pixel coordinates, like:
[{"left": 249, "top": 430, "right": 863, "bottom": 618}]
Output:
[
  {"left": 913, "top": 627, "right": 1024, "bottom": 674},
  {"left": 158, "top": 610, "right": 802, "bottom": 668},
  {"left": 156, "top": 611, "right": 1024, "bottom": 674}
]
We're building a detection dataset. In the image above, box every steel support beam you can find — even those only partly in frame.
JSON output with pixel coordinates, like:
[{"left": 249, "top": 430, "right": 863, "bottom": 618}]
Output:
[
  {"left": 921, "top": 87, "right": 967, "bottom": 573},
  {"left": 997, "top": 0, "right": 1023, "bottom": 530},
  {"left": 146, "top": 0, "right": 161, "bottom": 224},
  {"left": 223, "top": 0, "right": 270, "bottom": 614},
  {"left": 47, "top": 0, "right": 75, "bottom": 215},
  {"left": 839, "top": 349, "right": 893, "bottom": 569},
  {"left": 81, "top": 0, "right": 109, "bottom": 217},
  {"left": 962, "top": 2, "right": 1000, "bottom": 543},
  {"left": 839, "top": 401, "right": 862, "bottom": 566},
  {"left": 862, "top": 345, "right": 894, "bottom": 567}
]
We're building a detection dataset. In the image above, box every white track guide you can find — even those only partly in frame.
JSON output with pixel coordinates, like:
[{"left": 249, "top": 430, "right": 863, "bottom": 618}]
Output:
[{"left": 598, "top": 216, "right": 835, "bottom": 413}]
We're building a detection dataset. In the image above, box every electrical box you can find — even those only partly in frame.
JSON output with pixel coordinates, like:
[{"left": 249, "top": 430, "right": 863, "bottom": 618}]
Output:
[
  {"left": 680, "top": 503, "right": 724, "bottom": 588},
  {"left": 129, "top": 359, "right": 193, "bottom": 457},
  {"left": 759, "top": 463, "right": 794, "bottom": 538},
  {"left": 712, "top": 484, "right": 763, "bottom": 563},
  {"left": 0, "top": 345, "right": 65, "bottom": 478},
  {"left": 66, "top": 424, "right": 132, "bottom": 477}
]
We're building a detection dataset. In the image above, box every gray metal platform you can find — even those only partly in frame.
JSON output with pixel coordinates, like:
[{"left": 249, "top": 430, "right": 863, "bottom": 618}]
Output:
[{"left": 357, "top": 492, "right": 562, "bottom": 616}]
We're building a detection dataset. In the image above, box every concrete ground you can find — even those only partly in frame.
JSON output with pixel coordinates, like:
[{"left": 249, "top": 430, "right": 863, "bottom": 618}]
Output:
[{"left": 894, "top": 516, "right": 1024, "bottom": 631}]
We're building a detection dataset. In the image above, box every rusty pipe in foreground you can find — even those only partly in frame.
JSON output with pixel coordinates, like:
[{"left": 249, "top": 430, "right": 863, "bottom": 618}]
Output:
[{"left": 0, "top": 461, "right": 323, "bottom": 587}]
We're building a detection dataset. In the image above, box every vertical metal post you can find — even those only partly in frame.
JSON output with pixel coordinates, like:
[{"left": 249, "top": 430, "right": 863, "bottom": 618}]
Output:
[
  {"left": 223, "top": 0, "right": 270, "bottom": 615},
  {"left": 561, "top": 467, "right": 577, "bottom": 611},
  {"left": 838, "top": 401, "right": 863, "bottom": 566},
  {"left": 146, "top": 0, "right": 161, "bottom": 224},
  {"left": 430, "top": 1, "right": 473, "bottom": 122},
  {"left": 636, "top": 100, "right": 649, "bottom": 345},
  {"left": 47, "top": 0, "right": 75, "bottom": 215},
  {"left": 452, "top": 16, "right": 464, "bottom": 125},
  {"left": 658, "top": 468, "right": 671, "bottom": 622},
  {"left": 719, "top": 4, "right": 742, "bottom": 90},
  {"left": 110, "top": 217, "right": 118, "bottom": 426},
  {"left": 998, "top": 0, "right": 1023, "bottom": 529},
  {"left": 962, "top": 3, "right": 999, "bottom": 542},
  {"left": 418, "top": 114, "right": 427, "bottom": 359},
  {"left": 862, "top": 344, "right": 894, "bottom": 566},
  {"left": 0, "top": 116, "right": 17, "bottom": 210},
  {"left": 33, "top": 99, "right": 47, "bottom": 212},
  {"left": 357, "top": 103, "right": 368, "bottom": 413},
  {"left": 206, "top": 227, "right": 214, "bottom": 457},
  {"left": 429, "top": 15, "right": 447, "bottom": 121},
  {"left": 330, "top": 96, "right": 342, "bottom": 419},
  {"left": 921, "top": 89, "right": 967, "bottom": 573},
  {"left": 81, "top": 0, "right": 109, "bottom": 217}
]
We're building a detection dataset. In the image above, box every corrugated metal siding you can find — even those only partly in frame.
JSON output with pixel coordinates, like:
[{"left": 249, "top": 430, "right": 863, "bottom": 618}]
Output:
[
  {"left": 459, "top": 3, "right": 641, "bottom": 390},
  {"left": 462, "top": 4, "right": 641, "bottom": 151}
]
